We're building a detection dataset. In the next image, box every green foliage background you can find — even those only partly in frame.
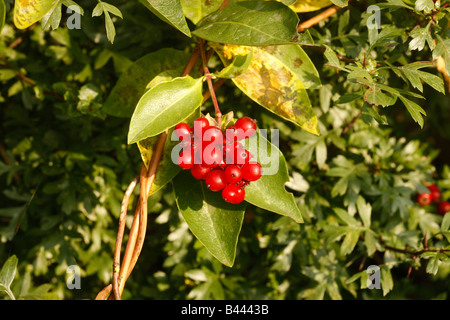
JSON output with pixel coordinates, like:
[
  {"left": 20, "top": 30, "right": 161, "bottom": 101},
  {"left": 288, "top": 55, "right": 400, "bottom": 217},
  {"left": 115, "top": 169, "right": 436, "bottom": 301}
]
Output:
[{"left": 1, "top": 0, "right": 450, "bottom": 300}]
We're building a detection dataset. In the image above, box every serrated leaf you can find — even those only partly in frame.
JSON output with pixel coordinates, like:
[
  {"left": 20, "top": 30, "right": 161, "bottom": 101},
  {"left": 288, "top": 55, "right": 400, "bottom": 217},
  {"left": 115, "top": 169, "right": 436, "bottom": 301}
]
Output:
[
  {"left": 288, "top": 0, "right": 332, "bottom": 12},
  {"left": 398, "top": 95, "right": 426, "bottom": 128},
  {"left": 173, "top": 171, "right": 246, "bottom": 267},
  {"left": 128, "top": 76, "right": 203, "bottom": 144},
  {"left": 212, "top": 43, "right": 320, "bottom": 135},
  {"left": 141, "top": 0, "right": 191, "bottom": 37},
  {"left": 192, "top": 1, "right": 299, "bottom": 46},
  {"left": 180, "top": 0, "right": 222, "bottom": 25},
  {"left": 104, "top": 48, "right": 191, "bottom": 118},
  {"left": 13, "top": 0, "right": 59, "bottom": 29},
  {"left": 243, "top": 132, "right": 304, "bottom": 223}
]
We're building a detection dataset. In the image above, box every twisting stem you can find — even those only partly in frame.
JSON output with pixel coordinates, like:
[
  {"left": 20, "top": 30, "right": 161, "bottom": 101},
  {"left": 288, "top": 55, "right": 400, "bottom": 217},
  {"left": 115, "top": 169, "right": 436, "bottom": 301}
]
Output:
[
  {"left": 200, "top": 39, "right": 222, "bottom": 126},
  {"left": 112, "top": 175, "right": 139, "bottom": 300}
]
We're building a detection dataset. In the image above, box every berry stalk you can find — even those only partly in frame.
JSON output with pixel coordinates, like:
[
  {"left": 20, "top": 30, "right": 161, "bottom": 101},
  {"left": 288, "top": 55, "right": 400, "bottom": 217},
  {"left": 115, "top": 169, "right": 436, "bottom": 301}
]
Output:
[{"left": 200, "top": 39, "right": 222, "bottom": 127}]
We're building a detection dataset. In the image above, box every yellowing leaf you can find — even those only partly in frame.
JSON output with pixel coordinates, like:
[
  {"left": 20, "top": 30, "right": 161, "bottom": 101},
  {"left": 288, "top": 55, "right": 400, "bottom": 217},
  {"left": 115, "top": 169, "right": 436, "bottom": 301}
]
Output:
[
  {"left": 288, "top": 0, "right": 332, "bottom": 12},
  {"left": 14, "top": 0, "right": 59, "bottom": 29},
  {"left": 212, "top": 43, "right": 320, "bottom": 135}
]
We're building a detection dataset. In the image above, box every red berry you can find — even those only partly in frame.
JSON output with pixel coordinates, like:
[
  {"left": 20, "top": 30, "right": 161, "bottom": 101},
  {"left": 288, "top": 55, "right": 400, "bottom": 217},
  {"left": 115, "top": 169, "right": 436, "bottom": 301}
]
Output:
[
  {"left": 416, "top": 193, "right": 432, "bottom": 206},
  {"left": 224, "top": 165, "right": 243, "bottom": 184},
  {"left": 241, "top": 162, "right": 262, "bottom": 181},
  {"left": 203, "top": 126, "right": 223, "bottom": 145},
  {"left": 224, "top": 126, "right": 245, "bottom": 141},
  {"left": 192, "top": 117, "right": 210, "bottom": 138},
  {"left": 222, "top": 184, "right": 246, "bottom": 204},
  {"left": 190, "top": 164, "right": 211, "bottom": 180},
  {"left": 202, "top": 146, "right": 223, "bottom": 167},
  {"left": 437, "top": 201, "right": 450, "bottom": 215},
  {"left": 234, "top": 117, "right": 257, "bottom": 138},
  {"left": 234, "top": 148, "right": 252, "bottom": 165},
  {"left": 174, "top": 123, "right": 191, "bottom": 141},
  {"left": 427, "top": 184, "right": 441, "bottom": 203},
  {"left": 177, "top": 150, "right": 195, "bottom": 169},
  {"left": 205, "top": 169, "right": 227, "bottom": 191}
]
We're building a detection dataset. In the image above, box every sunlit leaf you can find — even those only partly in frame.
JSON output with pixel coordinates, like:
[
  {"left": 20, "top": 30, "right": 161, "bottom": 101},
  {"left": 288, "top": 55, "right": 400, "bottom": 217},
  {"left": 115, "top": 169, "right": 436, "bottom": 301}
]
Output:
[
  {"left": 14, "top": 0, "right": 59, "bottom": 29},
  {"left": 287, "top": 0, "right": 332, "bottom": 12},
  {"left": 212, "top": 43, "right": 320, "bottom": 135}
]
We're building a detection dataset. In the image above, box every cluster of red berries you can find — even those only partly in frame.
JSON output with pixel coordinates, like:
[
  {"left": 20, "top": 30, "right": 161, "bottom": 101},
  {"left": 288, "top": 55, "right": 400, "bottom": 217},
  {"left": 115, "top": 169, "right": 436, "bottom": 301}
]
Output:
[
  {"left": 173, "top": 116, "right": 262, "bottom": 204},
  {"left": 416, "top": 184, "right": 450, "bottom": 216}
]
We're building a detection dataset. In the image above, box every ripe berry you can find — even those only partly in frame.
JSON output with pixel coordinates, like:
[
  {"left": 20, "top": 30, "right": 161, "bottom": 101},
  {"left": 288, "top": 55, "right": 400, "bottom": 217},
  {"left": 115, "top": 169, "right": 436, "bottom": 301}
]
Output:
[
  {"left": 177, "top": 150, "right": 195, "bottom": 170},
  {"left": 205, "top": 169, "right": 227, "bottom": 191},
  {"left": 190, "top": 164, "right": 211, "bottom": 180},
  {"left": 234, "top": 148, "right": 252, "bottom": 165},
  {"left": 427, "top": 184, "right": 441, "bottom": 203},
  {"left": 234, "top": 117, "right": 257, "bottom": 138},
  {"left": 203, "top": 126, "right": 223, "bottom": 145},
  {"left": 224, "top": 165, "right": 243, "bottom": 184},
  {"left": 202, "top": 146, "right": 223, "bottom": 167},
  {"left": 437, "top": 201, "right": 450, "bottom": 215},
  {"left": 193, "top": 117, "right": 210, "bottom": 138},
  {"left": 174, "top": 123, "right": 191, "bottom": 141},
  {"left": 241, "top": 162, "right": 262, "bottom": 181},
  {"left": 416, "top": 192, "right": 432, "bottom": 206},
  {"left": 222, "top": 184, "right": 246, "bottom": 204}
]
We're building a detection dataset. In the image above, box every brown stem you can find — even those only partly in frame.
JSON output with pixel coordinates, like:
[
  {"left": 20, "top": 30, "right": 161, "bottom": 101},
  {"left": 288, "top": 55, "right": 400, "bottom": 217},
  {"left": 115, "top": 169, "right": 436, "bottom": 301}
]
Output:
[
  {"left": 111, "top": 175, "right": 139, "bottom": 300},
  {"left": 200, "top": 39, "right": 222, "bottom": 126},
  {"left": 297, "top": 5, "right": 343, "bottom": 32}
]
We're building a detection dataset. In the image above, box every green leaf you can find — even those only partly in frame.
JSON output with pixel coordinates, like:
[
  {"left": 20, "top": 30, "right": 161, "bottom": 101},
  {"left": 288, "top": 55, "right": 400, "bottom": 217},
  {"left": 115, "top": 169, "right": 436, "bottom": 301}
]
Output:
[
  {"left": 128, "top": 76, "right": 203, "bottom": 144},
  {"left": 433, "top": 37, "right": 450, "bottom": 76},
  {"left": 356, "top": 196, "right": 371, "bottom": 227},
  {"left": 340, "top": 230, "right": 360, "bottom": 255},
  {"left": 211, "top": 43, "right": 320, "bottom": 135},
  {"left": 140, "top": 0, "right": 191, "bottom": 37},
  {"left": 92, "top": 1, "right": 123, "bottom": 44},
  {"left": 103, "top": 48, "right": 191, "bottom": 118},
  {"left": 0, "top": 255, "right": 18, "bottom": 300},
  {"left": 41, "top": 1, "right": 63, "bottom": 31},
  {"left": 364, "top": 231, "right": 377, "bottom": 256},
  {"left": 330, "top": 0, "right": 348, "bottom": 7},
  {"left": 425, "top": 254, "right": 439, "bottom": 275},
  {"left": 243, "top": 132, "right": 304, "bottom": 223},
  {"left": 0, "top": 0, "right": 5, "bottom": 33},
  {"left": 397, "top": 95, "right": 427, "bottom": 128},
  {"left": 441, "top": 212, "right": 450, "bottom": 232},
  {"left": 415, "top": 0, "right": 435, "bottom": 13},
  {"left": 192, "top": 1, "right": 299, "bottom": 46},
  {"left": 380, "top": 265, "right": 393, "bottom": 296},
  {"left": 333, "top": 207, "right": 358, "bottom": 227},
  {"left": 180, "top": 0, "right": 222, "bottom": 25},
  {"left": 173, "top": 171, "right": 246, "bottom": 267},
  {"left": 214, "top": 51, "right": 254, "bottom": 79},
  {"left": 398, "top": 62, "right": 445, "bottom": 94},
  {"left": 409, "top": 22, "right": 434, "bottom": 52}
]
